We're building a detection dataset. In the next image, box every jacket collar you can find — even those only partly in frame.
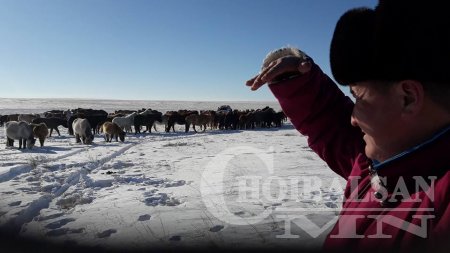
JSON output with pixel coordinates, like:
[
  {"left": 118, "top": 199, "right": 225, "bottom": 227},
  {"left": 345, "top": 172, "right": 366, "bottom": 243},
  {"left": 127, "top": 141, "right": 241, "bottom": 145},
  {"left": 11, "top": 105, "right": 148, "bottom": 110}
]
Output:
[{"left": 371, "top": 125, "right": 450, "bottom": 191}]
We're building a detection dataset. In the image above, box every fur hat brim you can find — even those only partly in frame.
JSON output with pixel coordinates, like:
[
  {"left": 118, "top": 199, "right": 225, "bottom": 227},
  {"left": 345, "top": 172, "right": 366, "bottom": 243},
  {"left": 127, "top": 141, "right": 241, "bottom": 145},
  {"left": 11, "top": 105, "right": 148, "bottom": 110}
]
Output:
[
  {"left": 330, "top": 0, "right": 450, "bottom": 85},
  {"left": 330, "top": 8, "right": 376, "bottom": 85}
]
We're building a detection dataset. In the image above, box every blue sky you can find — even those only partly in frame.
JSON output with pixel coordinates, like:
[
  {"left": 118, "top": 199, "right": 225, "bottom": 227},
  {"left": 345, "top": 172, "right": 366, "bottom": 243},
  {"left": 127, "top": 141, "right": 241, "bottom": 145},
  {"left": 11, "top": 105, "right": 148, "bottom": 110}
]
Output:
[{"left": 0, "top": 0, "right": 377, "bottom": 101}]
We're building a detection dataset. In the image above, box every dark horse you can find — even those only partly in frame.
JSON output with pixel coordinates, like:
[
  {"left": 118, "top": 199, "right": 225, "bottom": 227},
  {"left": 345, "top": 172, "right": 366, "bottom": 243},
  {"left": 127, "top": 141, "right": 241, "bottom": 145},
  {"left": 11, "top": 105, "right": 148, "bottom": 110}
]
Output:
[
  {"left": 32, "top": 117, "right": 68, "bottom": 137},
  {"left": 165, "top": 111, "right": 198, "bottom": 132},
  {"left": 134, "top": 112, "right": 163, "bottom": 134}
]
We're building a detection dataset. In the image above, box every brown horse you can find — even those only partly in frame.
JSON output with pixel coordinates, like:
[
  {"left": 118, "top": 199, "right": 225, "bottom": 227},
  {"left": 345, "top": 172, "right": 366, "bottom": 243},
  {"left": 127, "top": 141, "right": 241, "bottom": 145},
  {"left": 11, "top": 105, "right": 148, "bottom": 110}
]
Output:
[
  {"left": 31, "top": 123, "right": 49, "bottom": 147},
  {"left": 185, "top": 114, "right": 212, "bottom": 133},
  {"left": 101, "top": 122, "right": 125, "bottom": 142}
]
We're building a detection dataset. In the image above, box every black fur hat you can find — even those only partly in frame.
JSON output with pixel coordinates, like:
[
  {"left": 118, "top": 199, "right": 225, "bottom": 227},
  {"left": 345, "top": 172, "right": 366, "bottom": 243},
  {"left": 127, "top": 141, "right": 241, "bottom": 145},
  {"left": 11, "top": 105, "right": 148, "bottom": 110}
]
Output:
[
  {"left": 330, "top": 0, "right": 450, "bottom": 85},
  {"left": 330, "top": 8, "right": 376, "bottom": 85}
]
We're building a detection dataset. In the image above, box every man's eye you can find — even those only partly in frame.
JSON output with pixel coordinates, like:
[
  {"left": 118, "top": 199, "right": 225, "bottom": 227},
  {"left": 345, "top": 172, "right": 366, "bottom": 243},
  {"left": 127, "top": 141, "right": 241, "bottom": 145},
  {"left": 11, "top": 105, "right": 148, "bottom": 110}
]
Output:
[{"left": 350, "top": 90, "right": 360, "bottom": 100}]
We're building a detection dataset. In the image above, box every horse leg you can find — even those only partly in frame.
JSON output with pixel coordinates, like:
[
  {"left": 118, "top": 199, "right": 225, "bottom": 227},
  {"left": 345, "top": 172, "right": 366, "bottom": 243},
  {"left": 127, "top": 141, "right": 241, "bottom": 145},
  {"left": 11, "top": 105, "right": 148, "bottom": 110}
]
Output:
[
  {"left": 75, "top": 134, "right": 81, "bottom": 143},
  {"left": 40, "top": 138, "right": 44, "bottom": 147},
  {"left": 19, "top": 139, "right": 23, "bottom": 149},
  {"left": 165, "top": 122, "right": 170, "bottom": 132},
  {"left": 6, "top": 137, "right": 11, "bottom": 147},
  {"left": 55, "top": 127, "right": 61, "bottom": 136},
  {"left": 186, "top": 123, "right": 190, "bottom": 133}
]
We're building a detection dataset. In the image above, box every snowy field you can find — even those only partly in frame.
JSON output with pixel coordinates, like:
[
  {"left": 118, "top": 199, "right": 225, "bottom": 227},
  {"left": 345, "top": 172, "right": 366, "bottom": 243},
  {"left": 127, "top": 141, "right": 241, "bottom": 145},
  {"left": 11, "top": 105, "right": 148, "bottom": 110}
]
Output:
[{"left": 0, "top": 99, "right": 345, "bottom": 252}]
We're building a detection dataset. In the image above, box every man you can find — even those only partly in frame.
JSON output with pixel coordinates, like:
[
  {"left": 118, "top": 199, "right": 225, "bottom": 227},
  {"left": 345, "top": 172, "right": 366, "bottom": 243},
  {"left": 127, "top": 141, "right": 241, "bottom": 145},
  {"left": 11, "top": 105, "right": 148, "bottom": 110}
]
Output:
[{"left": 246, "top": 0, "right": 449, "bottom": 252}]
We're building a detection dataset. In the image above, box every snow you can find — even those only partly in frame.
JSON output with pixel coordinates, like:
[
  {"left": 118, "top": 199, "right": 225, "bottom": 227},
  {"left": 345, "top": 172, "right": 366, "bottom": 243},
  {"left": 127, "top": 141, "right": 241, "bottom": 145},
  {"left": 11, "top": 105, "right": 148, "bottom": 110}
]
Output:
[{"left": 0, "top": 99, "right": 346, "bottom": 251}]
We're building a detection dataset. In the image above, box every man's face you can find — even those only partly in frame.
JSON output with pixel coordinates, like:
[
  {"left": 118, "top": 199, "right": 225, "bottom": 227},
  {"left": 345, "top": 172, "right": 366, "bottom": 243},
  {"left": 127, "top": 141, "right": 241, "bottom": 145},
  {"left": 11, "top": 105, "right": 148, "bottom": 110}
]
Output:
[{"left": 350, "top": 82, "right": 404, "bottom": 162}]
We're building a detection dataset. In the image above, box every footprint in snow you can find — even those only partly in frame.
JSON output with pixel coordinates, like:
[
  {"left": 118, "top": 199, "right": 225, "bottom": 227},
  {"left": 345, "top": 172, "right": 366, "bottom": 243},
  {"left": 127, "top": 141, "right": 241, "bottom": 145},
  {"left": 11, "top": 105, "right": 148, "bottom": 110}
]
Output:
[
  {"left": 169, "top": 235, "right": 181, "bottom": 241},
  {"left": 209, "top": 225, "right": 224, "bottom": 232},
  {"left": 46, "top": 228, "right": 70, "bottom": 237},
  {"left": 8, "top": 201, "right": 21, "bottom": 207},
  {"left": 233, "top": 210, "right": 256, "bottom": 218},
  {"left": 70, "top": 228, "right": 85, "bottom": 234},
  {"left": 138, "top": 214, "right": 151, "bottom": 221},
  {"left": 97, "top": 229, "right": 117, "bottom": 238},
  {"left": 324, "top": 202, "right": 338, "bottom": 208},
  {"left": 45, "top": 218, "right": 76, "bottom": 229},
  {"left": 38, "top": 213, "right": 65, "bottom": 221},
  {"left": 46, "top": 228, "right": 84, "bottom": 237}
]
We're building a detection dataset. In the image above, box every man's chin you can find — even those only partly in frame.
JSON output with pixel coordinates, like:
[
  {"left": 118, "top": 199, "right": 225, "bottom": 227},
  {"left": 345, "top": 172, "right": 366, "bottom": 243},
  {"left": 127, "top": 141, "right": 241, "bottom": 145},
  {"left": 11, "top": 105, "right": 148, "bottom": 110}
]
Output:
[{"left": 364, "top": 145, "right": 376, "bottom": 161}]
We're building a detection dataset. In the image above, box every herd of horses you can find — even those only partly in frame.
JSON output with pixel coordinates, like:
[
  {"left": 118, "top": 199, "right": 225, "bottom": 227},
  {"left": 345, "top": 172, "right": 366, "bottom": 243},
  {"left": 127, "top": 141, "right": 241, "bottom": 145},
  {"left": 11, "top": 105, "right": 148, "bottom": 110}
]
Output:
[{"left": 1, "top": 106, "right": 287, "bottom": 149}]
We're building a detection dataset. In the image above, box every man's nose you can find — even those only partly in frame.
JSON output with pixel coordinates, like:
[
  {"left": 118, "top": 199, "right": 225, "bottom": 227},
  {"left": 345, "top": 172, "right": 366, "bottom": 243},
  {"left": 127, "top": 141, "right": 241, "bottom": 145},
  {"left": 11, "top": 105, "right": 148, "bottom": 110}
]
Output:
[{"left": 350, "top": 111, "right": 358, "bottom": 127}]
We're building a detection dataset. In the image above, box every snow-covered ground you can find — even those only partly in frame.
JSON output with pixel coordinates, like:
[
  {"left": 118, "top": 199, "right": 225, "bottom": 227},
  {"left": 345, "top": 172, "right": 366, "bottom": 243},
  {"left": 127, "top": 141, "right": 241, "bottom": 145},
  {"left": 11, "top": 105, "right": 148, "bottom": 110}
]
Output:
[{"left": 0, "top": 99, "right": 346, "bottom": 251}]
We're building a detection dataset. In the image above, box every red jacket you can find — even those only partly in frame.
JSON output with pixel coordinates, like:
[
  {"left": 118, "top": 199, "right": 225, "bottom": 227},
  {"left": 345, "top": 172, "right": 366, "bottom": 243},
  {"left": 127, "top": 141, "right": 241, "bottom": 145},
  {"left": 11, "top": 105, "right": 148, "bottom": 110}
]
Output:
[{"left": 268, "top": 64, "right": 450, "bottom": 252}]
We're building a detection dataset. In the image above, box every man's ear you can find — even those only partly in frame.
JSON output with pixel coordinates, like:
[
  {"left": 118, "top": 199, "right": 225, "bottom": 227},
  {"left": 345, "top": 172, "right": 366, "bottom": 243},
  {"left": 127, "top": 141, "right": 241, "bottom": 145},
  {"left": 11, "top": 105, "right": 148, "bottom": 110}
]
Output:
[{"left": 397, "top": 80, "right": 424, "bottom": 114}]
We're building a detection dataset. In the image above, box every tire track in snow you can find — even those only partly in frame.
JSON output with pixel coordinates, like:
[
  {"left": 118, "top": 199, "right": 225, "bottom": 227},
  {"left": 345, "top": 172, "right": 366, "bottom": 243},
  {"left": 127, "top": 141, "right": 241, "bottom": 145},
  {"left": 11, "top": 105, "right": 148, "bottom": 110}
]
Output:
[
  {"left": 42, "top": 141, "right": 140, "bottom": 198},
  {"left": 56, "top": 141, "right": 139, "bottom": 173},
  {"left": 3, "top": 141, "right": 139, "bottom": 233},
  {"left": 0, "top": 147, "right": 88, "bottom": 183},
  {"left": 0, "top": 133, "right": 202, "bottom": 185},
  {"left": 3, "top": 132, "right": 204, "bottom": 234},
  {"left": 135, "top": 130, "right": 226, "bottom": 144}
]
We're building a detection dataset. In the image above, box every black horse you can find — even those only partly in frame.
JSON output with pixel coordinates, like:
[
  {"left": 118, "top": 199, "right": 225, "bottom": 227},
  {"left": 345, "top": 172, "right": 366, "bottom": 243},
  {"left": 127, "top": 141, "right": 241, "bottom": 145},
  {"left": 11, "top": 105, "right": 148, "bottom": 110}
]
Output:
[{"left": 32, "top": 117, "right": 68, "bottom": 137}]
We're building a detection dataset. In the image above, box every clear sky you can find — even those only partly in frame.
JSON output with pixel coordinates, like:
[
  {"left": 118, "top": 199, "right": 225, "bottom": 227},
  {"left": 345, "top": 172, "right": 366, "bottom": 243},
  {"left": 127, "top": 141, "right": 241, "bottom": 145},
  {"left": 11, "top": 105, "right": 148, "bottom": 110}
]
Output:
[{"left": 0, "top": 0, "right": 377, "bottom": 101}]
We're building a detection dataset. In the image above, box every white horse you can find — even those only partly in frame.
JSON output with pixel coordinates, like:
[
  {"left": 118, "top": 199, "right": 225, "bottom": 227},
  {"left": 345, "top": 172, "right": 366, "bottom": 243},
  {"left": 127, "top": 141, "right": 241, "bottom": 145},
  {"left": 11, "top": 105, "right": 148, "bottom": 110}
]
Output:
[
  {"left": 112, "top": 112, "right": 137, "bottom": 133},
  {"left": 18, "top": 114, "right": 40, "bottom": 123},
  {"left": 64, "top": 110, "right": 73, "bottom": 121},
  {"left": 72, "top": 118, "right": 94, "bottom": 144},
  {"left": 139, "top": 109, "right": 153, "bottom": 115},
  {"left": 5, "top": 121, "right": 36, "bottom": 149}
]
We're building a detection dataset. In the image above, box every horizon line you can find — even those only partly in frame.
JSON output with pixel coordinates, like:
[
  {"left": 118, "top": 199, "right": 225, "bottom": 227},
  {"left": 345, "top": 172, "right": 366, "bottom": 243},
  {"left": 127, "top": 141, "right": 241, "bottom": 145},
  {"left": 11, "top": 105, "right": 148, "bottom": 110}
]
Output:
[{"left": 0, "top": 97, "right": 279, "bottom": 103}]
